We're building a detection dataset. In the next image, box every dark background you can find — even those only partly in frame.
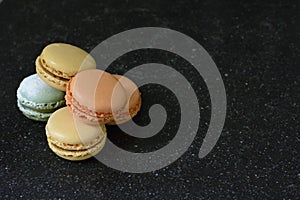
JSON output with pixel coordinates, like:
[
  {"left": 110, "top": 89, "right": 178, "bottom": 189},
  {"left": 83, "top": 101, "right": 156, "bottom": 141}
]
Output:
[{"left": 0, "top": 0, "right": 299, "bottom": 199}]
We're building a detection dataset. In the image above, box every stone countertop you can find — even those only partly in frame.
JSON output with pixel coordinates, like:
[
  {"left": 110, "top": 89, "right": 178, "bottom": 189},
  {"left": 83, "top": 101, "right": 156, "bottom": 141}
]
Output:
[{"left": 0, "top": 0, "right": 299, "bottom": 199}]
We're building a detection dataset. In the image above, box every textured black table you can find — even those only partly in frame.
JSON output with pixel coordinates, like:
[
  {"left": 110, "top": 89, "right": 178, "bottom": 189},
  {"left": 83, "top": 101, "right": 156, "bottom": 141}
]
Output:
[{"left": 1, "top": 0, "right": 299, "bottom": 199}]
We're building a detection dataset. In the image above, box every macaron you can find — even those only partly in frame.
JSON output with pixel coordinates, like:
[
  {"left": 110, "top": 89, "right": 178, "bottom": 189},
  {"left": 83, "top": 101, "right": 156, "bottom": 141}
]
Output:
[
  {"left": 17, "top": 74, "right": 66, "bottom": 121},
  {"left": 65, "top": 69, "right": 141, "bottom": 124},
  {"left": 46, "top": 107, "right": 106, "bottom": 161},
  {"left": 36, "top": 43, "right": 96, "bottom": 91}
]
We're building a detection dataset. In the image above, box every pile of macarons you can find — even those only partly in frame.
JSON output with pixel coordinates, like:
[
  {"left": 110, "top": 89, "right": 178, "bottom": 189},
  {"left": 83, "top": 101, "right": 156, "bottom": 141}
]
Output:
[{"left": 17, "top": 43, "right": 142, "bottom": 161}]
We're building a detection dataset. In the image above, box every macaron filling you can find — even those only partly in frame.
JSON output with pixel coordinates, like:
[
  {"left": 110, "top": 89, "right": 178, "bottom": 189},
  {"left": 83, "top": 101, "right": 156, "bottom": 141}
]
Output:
[
  {"left": 17, "top": 101, "right": 52, "bottom": 121},
  {"left": 17, "top": 91, "right": 66, "bottom": 111},
  {"left": 18, "top": 102, "right": 63, "bottom": 113},
  {"left": 47, "top": 137, "right": 105, "bottom": 159},
  {"left": 65, "top": 88, "right": 116, "bottom": 122},
  {"left": 47, "top": 134, "right": 105, "bottom": 152}
]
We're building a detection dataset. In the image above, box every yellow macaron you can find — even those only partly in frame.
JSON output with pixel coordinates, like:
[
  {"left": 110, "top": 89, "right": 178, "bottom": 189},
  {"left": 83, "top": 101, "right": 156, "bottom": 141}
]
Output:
[
  {"left": 36, "top": 43, "right": 96, "bottom": 91},
  {"left": 46, "top": 107, "right": 106, "bottom": 161}
]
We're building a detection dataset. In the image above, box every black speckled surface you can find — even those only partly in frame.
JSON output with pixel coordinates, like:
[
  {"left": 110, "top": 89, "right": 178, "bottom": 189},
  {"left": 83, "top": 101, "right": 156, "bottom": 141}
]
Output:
[{"left": 0, "top": 0, "right": 299, "bottom": 199}]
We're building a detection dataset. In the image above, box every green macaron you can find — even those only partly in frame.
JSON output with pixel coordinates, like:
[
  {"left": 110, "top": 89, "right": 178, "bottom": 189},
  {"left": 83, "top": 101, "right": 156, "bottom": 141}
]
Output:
[{"left": 17, "top": 74, "right": 66, "bottom": 121}]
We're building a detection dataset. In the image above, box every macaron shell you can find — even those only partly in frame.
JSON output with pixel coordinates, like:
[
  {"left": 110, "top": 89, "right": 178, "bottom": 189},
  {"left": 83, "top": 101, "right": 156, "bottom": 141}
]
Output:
[
  {"left": 108, "top": 97, "right": 142, "bottom": 125},
  {"left": 18, "top": 74, "right": 65, "bottom": 104},
  {"left": 70, "top": 69, "right": 127, "bottom": 113},
  {"left": 108, "top": 75, "right": 142, "bottom": 125},
  {"left": 36, "top": 57, "right": 68, "bottom": 91},
  {"left": 113, "top": 75, "right": 141, "bottom": 110},
  {"left": 46, "top": 107, "right": 106, "bottom": 145},
  {"left": 39, "top": 43, "right": 96, "bottom": 78}
]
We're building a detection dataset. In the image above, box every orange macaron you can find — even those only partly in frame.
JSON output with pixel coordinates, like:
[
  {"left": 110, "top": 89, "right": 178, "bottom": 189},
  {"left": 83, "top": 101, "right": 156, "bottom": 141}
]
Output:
[{"left": 65, "top": 69, "right": 141, "bottom": 124}]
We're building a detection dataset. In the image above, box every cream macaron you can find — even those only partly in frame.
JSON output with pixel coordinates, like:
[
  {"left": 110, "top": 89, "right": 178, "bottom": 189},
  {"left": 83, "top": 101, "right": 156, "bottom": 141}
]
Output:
[
  {"left": 36, "top": 43, "right": 96, "bottom": 91},
  {"left": 46, "top": 107, "right": 106, "bottom": 161}
]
